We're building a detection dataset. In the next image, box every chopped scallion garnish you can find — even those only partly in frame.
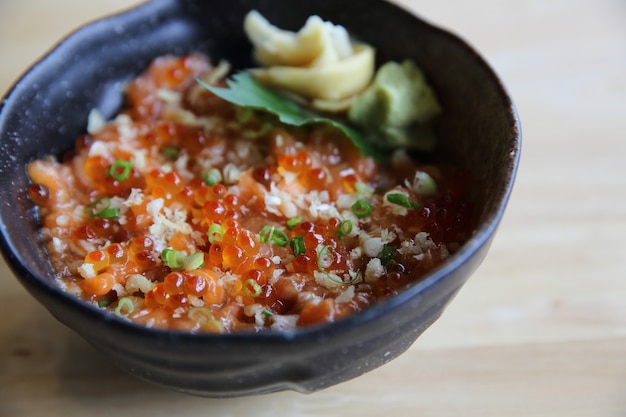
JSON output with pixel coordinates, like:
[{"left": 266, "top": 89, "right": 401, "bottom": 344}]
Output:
[
  {"left": 386, "top": 193, "right": 421, "bottom": 210},
  {"left": 316, "top": 244, "right": 334, "bottom": 271},
  {"left": 412, "top": 171, "right": 437, "bottom": 196},
  {"left": 259, "top": 225, "right": 289, "bottom": 247},
  {"left": 115, "top": 297, "right": 135, "bottom": 317},
  {"left": 188, "top": 307, "right": 214, "bottom": 322},
  {"left": 161, "top": 248, "right": 184, "bottom": 269},
  {"left": 324, "top": 269, "right": 361, "bottom": 285},
  {"left": 355, "top": 181, "right": 373, "bottom": 198},
  {"left": 315, "top": 244, "right": 358, "bottom": 285},
  {"left": 202, "top": 168, "right": 222, "bottom": 186},
  {"left": 98, "top": 299, "right": 111, "bottom": 308},
  {"left": 336, "top": 219, "right": 353, "bottom": 238},
  {"left": 188, "top": 307, "right": 225, "bottom": 333},
  {"left": 161, "top": 147, "right": 180, "bottom": 159},
  {"left": 286, "top": 216, "right": 303, "bottom": 230},
  {"left": 242, "top": 278, "right": 262, "bottom": 298},
  {"left": 183, "top": 252, "right": 205, "bottom": 271},
  {"left": 289, "top": 236, "right": 306, "bottom": 257},
  {"left": 351, "top": 199, "right": 373, "bottom": 218},
  {"left": 379, "top": 244, "right": 397, "bottom": 266},
  {"left": 85, "top": 197, "right": 120, "bottom": 219},
  {"left": 107, "top": 160, "right": 134, "bottom": 181},
  {"left": 208, "top": 223, "right": 223, "bottom": 244}
]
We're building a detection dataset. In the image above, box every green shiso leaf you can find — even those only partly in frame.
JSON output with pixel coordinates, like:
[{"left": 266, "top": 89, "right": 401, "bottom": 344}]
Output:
[{"left": 197, "top": 72, "right": 385, "bottom": 161}]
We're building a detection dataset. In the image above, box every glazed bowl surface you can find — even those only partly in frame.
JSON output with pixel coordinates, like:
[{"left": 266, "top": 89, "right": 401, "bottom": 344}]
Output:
[{"left": 0, "top": 0, "right": 520, "bottom": 397}]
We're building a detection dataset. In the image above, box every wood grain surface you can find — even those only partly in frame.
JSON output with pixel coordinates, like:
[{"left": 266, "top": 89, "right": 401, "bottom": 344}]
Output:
[{"left": 1, "top": 1, "right": 625, "bottom": 416}]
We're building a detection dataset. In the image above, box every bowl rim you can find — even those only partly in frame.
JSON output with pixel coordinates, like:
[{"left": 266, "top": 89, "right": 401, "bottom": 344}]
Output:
[{"left": 0, "top": 0, "right": 521, "bottom": 343}]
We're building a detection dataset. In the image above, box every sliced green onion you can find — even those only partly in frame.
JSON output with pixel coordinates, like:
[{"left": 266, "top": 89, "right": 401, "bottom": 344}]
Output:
[
  {"left": 272, "top": 229, "right": 289, "bottom": 246},
  {"left": 202, "top": 168, "right": 222, "bottom": 186},
  {"left": 242, "top": 278, "right": 262, "bottom": 298},
  {"left": 286, "top": 216, "right": 303, "bottom": 230},
  {"left": 379, "top": 244, "right": 397, "bottom": 266},
  {"left": 351, "top": 199, "right": 373, "bottom": 218},
  {"left": 336, "top": 219, "right": 353, "bottom": 238},
  {"left": 412, "top": 171, "right": 437, "bottom": 196},
  {"left": 261, "top": 309, "right": 274, "bottom": 317},
  {"left": 348, "top": 269, "right": 362, "bottom": 284},
  {"left": 161, "top": 147, "right": 180, "bottom": 159},
  {"left": 259, "top": 225, "right": 289, "bottom": 247},
  {"left": 161, "top": 248, "right": 184, "bottom": 269},
  {"left": 183, "top": 252, "right": 205, "bottom": 271},
  {"left": 259, "top": 225, "right": 274, "bottom": 243},
  {"left": 386, "top": 193, "right": 421, "bottom": 210},
  {"left": 188, "top": 307, "right": 214, "bottom": 322},
  {"left": 207, "top": 223, "right": 223, "bottom": 244},
  {"left": 115, "top": 297, "right": 135, "bottom": 317},
  {"left": 188, "top": 307, "right": 224, "bottom": 333},
  {"left": 355, "top": 181, "right": 373, "bottom": 198},
  {"left": 316, "top": 244, "right": 334, "bottom": 271},
  {"left": 187, "top": 307, "right": 215, "bottom": 321},
  {"left": 85, "top": 197, "right": 120, "bottom": 219},
  {"left": 289, "top": 236, "right": 306, "bottom": 257},
  {"left": 98, "top": 299, "right": 111, "bottom": 308},
  {"left": 107, "top": 160, "right": 134, "bottom": 181},
  {"left": 324, "top": 269, "right": 361, "bottom": 285}
]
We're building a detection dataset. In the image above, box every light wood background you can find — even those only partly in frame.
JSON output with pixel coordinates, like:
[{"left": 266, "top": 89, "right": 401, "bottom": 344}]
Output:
[{"left": 1, "top": 1, "right": 625, "bottom": 416}]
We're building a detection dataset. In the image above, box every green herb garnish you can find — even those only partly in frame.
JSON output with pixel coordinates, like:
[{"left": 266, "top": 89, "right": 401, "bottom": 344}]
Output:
[
  {"left": 85, "top": 197, "right": 119, "bottom": 219},
  {"left": 386, "top": 193, "right": 422, "bottom": 210},
  {"left": 161, "top": 147, "right": 180, "bottom": 159},
  {"left": 188, "top": 307, "right": 225, "bottom": 333},
  {"left": 259, "top": 225, "right": 289, "bottom": 247},
  {"left": 107, "top": 160, "right": 134, "bottom": 181},
  {"left": 242, "top": 279, "right": 262, "bottom": 298},
  {"left": 351, "top": 199, "right": 373, "bottom": 218},
  {"left": 336, "top": 219, "right": 353, "bottom": 238},
  {"left": 379, "top": 244, "right": 398, "bottom": 267},
  {"left": 203, "top": 168, "right": 222, "bottom": 186},
  {"left": 315, "top": 243, "right": 360, "bottom": 285},
  {"left": 198, "top": 72, "right": 385, "bottom": 161},
  {"left": 316, "top": 244, "right": 334, "bottom": 270},
  {"left": 98, "top": 299, "right": 111, "bottom": 308},
  {"left": 289, "top": 236, "right": 306, "bottom": 257},
  {"left": 207, "top": 223, "right": 223, "bottom": 244},
  {"left": 183, "top": 252, "right": 205, "bottom": 271},
  {"left": 161, "top": 248, "right": 184, "bottom": 269},
  {"left": 115, "top": 297, "right": 135, "bottom": 318},
  {"left": 286, "top": 216, "right": 303, "bottom": 230}
]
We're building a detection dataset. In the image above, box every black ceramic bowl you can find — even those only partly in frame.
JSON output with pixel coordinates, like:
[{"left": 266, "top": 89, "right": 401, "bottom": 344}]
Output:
[{"left": 0, "top": 0, "right": 520, "bottom": 397}]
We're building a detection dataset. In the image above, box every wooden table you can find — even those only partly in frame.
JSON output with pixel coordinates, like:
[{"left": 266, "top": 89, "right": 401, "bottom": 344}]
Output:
[{"left": 1, "top": 1, "right": 625, "bottom": 415}]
